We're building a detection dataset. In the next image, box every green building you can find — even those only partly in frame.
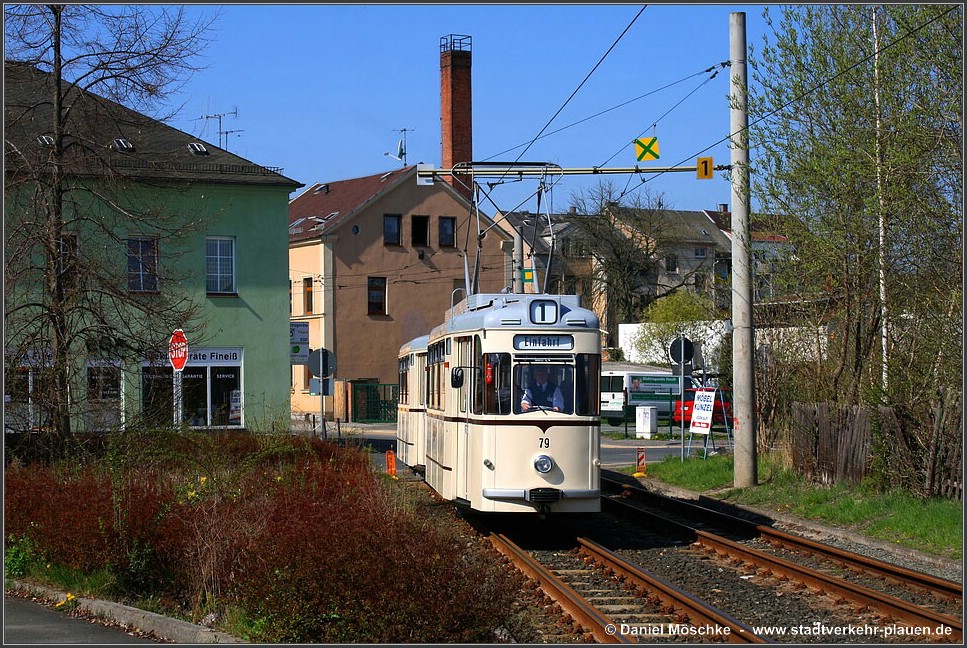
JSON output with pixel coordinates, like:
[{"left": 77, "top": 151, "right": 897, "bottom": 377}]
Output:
[{"left": 4, "top": 61, "right": 302, "bottom": 434}]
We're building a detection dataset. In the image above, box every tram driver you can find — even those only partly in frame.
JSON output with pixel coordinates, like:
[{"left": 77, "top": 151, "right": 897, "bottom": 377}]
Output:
[{"left": 520, "top": 365, "right": 565, "bottom": 412}]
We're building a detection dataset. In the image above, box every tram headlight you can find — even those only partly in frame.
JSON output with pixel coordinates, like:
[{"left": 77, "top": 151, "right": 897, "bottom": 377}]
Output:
[{"left": 534, "top": 454, "right": 554, "bottom": 474}]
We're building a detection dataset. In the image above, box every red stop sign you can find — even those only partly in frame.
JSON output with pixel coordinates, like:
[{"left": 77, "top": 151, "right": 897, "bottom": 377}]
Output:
[{"left": 168, "top": 329, "right": 189, "bottom": 372}]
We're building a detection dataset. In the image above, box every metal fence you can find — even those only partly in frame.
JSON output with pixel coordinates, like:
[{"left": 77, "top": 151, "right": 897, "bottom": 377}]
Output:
[{"left": 351, "top": 383, "right": 398, "bottom": 423}]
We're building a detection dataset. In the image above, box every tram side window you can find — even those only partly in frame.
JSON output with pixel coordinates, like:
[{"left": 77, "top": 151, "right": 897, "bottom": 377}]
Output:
[
  {"left": 574, "top": 353, "right": 601, "bottom": 416},
  {"left": 476, "top": 352, "right": 511, "bottom": 415}
]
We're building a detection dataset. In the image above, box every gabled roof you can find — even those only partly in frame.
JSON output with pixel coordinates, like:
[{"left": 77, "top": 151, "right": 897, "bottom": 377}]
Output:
[
  {"left": 288, "top": 166, "right": 416, "bottom": 241},
  {"left": 4, "top": 60, "right": 302, "bottom": 188},
  {"left": 704, "top": 209, "right": 790, "bottom": 244},
  {"left": 501, "top": 207, "right": 737, "bottom": 257},
  {"left": 288, "top": 165, "right": 503, "bottom": 244}
]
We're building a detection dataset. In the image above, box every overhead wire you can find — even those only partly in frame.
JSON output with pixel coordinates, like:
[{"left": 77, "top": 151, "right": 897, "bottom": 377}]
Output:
[
  {"left": 486, "top": 4, "right": 647, "bottom": 192},
  {"left": 611, "top": 4, "right": 959, "bottom": 204},
  {"left": 480, "top": 64, "right": 718, "bottom": 162}
]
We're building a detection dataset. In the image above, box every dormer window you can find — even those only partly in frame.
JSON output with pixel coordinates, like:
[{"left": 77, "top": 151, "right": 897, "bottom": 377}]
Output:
[
  {"left": 187, "top": 142, "right": 209, "bottom": 156},
  {"left": 112, "top": 138, "right": 135, "bottom": 152}
]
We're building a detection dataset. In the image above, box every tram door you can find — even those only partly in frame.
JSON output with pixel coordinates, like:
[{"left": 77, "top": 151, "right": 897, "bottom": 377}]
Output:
[{"left": 455, "top": 337, "right": 472, "bottom": 500}]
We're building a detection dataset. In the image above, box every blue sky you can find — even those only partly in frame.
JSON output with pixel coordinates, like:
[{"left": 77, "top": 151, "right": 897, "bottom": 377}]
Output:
[{"left": 169, "top": 4, "right": 770, "bottom": 214}]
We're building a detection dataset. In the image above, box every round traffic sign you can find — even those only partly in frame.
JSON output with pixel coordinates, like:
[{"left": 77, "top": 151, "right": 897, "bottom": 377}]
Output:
[
  {"left": 308, "top": 348, "right": 336, "bottom": 377},
  {"left": 668, "top": 336, "right": 694, "bottom": 364},
  {"left": 169, "top": 329, "right": 189, "bottom": 372}
]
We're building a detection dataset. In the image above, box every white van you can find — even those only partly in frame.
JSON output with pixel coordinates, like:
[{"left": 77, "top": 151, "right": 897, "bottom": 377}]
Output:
[{"left": 600, "top": 363, "right": 699, "bottom": 426}]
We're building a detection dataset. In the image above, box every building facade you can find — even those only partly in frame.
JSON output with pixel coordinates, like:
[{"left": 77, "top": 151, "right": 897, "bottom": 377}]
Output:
[
  {"left": 288, "top": 166, "right": 513, "bottom": 421},
  {"left": 4, "top": 61, "right": 302, "bottom": 434}
]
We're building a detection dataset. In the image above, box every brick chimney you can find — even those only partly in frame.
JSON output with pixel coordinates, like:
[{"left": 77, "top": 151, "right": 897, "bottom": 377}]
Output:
[{"left": 440, "top": 34, "right": 473, "bottom": 201}]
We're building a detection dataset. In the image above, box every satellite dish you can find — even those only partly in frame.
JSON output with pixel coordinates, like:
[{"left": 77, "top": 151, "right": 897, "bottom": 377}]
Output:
[{"left": 397, "top": 138, "right": 405, "bottom": 160}]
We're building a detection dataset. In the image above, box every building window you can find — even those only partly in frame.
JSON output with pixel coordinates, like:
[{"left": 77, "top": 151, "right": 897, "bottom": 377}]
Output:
[
  {"left": 303, "top": 277, "right": 314, "bottom": 314},
  {"left": 695, "top": 247, "right": 707, "bottom": 259},
  {"left": 206, "top": 237, "right": 236, "bottom": 294},
  {"left": 412, "top": 215, "right": 429, "bottom": 246},
  {"left": 141, "top": 366, "right": 173, "bottom": 427},
  {"left": 383, "top": 214, "right": 401, "bottom": 245},
  {"left": 368, "top": 276, "right": 387, "bottom": 315},
  {"left": 439, "top": 217, "right": 456, "bottom": 247},
  {"left": 127, "top": 237, "right": 158, "bottom": 292},
  {"left": 86, "top": 363, "right": 122, "bottom": 431},
  {"left": 665, "top": 254, "right": 679, "bottom": 273}
]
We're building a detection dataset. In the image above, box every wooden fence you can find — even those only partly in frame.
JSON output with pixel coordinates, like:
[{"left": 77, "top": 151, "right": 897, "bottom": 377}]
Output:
[{"left": 788, "top": 391, "right": 963, "bottom": 500}]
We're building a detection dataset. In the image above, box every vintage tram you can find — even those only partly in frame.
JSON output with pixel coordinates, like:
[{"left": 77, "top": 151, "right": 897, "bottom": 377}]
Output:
[{"left": 397, "top": 291, "right": 602, "bottom": 514}]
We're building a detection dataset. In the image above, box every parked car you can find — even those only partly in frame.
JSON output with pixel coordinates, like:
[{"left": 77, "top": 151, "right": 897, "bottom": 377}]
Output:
[{"left": 673, "top": 388, "right": 733, "bottom": 427}]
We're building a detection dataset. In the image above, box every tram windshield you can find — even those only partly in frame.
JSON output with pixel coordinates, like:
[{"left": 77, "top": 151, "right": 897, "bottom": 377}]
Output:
[
  {"left": 475, "top": 353, "right": 600, "bottom": 416},
  {"left": 514, "top": 356, "right": 600, "bottom": 416}
]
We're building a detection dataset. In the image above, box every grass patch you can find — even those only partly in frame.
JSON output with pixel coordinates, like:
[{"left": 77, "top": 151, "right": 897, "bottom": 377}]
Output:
[{"left": 643, "top": 452, "right": 962, "bottom": 560}]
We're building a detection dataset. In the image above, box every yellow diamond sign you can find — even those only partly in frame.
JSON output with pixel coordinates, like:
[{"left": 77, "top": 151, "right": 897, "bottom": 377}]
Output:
[{"left": 634, "top": 137, "right": 659, "bottom": 161}]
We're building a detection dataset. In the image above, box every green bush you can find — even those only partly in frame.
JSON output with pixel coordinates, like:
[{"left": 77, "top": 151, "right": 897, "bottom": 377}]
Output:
[{"left": 5, "top": 533, "right": 38, "bottom": 579}]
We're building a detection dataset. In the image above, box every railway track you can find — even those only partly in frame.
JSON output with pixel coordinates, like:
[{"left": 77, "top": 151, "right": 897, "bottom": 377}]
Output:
[
  {"left": 601, "top": 477, "right": 962, "bottom": 643},
  {"left": 486, "top": 529, "right": 771, "bottom": 643}
]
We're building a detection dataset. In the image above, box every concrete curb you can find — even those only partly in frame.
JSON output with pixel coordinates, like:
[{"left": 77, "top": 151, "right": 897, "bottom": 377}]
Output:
[{"left": 7, "top": 580, "right": 248, "bottom": 643}]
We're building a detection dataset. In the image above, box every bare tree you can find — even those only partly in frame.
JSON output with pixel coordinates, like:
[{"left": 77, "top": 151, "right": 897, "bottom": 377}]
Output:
[
  {"left": 567, "top": 181, "right": 695, "bottom": 343},
  {"left": 4, "top": 5, "right": 218, "bottom": 447}
]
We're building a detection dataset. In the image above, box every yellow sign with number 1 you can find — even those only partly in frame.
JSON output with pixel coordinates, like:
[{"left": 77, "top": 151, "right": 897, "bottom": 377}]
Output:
[{"left": 697, "top": 156, "right": 714, "bottom": 179}]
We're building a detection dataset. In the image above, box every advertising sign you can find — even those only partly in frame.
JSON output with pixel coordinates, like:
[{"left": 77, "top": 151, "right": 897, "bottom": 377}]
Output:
[
  {"left": 290, "top": 322, "right": 309, "bottom": 364},
  {"left": 689, "top": 388, "right": 717, "bottom": 435}
]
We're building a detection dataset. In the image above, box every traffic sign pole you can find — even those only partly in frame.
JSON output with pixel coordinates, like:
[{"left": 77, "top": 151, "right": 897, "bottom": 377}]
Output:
[{"left": 168, "top": 329, "right": 189, "bottom": 427}]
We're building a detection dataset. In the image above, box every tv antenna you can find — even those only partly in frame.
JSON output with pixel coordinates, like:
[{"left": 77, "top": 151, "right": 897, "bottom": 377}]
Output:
[
  {"left": 201, "top": 107, "right": 243, "bottom": 151},
  {"left": 384, "top": 127, "right": 413, "bottom": 166}
]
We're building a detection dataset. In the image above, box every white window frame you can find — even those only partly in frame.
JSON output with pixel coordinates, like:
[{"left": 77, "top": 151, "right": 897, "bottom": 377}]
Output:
[
  {"left": 127, "top": 236, "right": 159, "bottom": 292},
  {"left": 206, "top": 236, "right": 236, "bottom": 294}
]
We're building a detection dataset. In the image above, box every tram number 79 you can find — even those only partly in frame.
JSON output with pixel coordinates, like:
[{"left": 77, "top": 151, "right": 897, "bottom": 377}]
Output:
[{"left": 539, "top": 437, "right": 550, "bottom": 449}]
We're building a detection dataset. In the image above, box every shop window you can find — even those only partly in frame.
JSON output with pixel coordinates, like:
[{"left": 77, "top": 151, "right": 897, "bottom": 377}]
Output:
[{"left": 141, "top": 366, "right": 173, "bottom": 427}]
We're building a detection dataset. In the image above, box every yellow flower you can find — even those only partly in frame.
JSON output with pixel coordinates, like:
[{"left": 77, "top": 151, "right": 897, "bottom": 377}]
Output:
[{"left": 199, "top": 476, "right": 207, "bottom": 486}]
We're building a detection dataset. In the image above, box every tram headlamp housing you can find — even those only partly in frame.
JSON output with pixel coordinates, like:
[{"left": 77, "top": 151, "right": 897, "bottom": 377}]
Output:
[{"left": 534, "top": 454, "right": 554, "bottom": 474}]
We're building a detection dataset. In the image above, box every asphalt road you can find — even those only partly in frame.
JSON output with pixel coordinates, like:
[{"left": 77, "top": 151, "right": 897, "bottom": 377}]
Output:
[{"left": 4, "top": 594, "right": 159, "bottom": 644}]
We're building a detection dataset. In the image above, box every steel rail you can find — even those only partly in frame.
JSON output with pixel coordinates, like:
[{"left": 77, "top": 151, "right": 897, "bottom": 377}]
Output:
[
  {"left": 603, "top": 476, "right": 963, "bottom": 602},
  {"left": 487, "top": 532, "right": 634, "bottom": 644},
  {"left": 604, "top": 496, "right": 962, "bottom": 642},
  {"left": 577, "top": 537, "right": 772, "bottom": 644}
]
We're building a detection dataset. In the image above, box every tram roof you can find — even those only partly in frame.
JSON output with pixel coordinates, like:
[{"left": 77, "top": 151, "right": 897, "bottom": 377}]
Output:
[{"left": 429, "top": 292, "right": 600, "bottom": 339}]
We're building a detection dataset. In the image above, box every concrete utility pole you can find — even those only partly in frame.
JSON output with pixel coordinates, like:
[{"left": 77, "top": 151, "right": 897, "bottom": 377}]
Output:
[
  {"left": 513, "top": 233, "right": 524, "bottom": 293},
  {"left": 730, "top": 12, "right": 757, "bottom": 488}
]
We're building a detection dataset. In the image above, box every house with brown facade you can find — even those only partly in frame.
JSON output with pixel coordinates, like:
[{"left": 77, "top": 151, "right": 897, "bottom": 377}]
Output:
[
  {"left": 288, "top": 165, "right": 512, "bottom": 422},
  {"left": 496, "top": 203, "right": 787, "bottom": 349}
]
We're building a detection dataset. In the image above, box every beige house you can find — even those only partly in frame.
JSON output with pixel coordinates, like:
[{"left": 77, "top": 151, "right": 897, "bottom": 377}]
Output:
[
  {"left": 288, "top": 165, "right": 512, "bottom": 422},
  {"left": 496, "top": 204, "right": 787, "bottom": 350}
]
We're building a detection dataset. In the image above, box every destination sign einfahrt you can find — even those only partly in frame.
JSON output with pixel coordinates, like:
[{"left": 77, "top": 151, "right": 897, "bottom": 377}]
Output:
[{"left": 513, "top": 334, "right": 574, "bottom": 351}]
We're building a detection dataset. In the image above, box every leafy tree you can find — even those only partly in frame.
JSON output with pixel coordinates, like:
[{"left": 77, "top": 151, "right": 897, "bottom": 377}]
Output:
[
  {"left": 631, "top": 290, "right": 726, "bottom": 372},
  {"left": 748, "top": 5, "right": 962, "bottom": 409},
  {"left": 4, "top": 5, "right": 218, "bottom": 447}
]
